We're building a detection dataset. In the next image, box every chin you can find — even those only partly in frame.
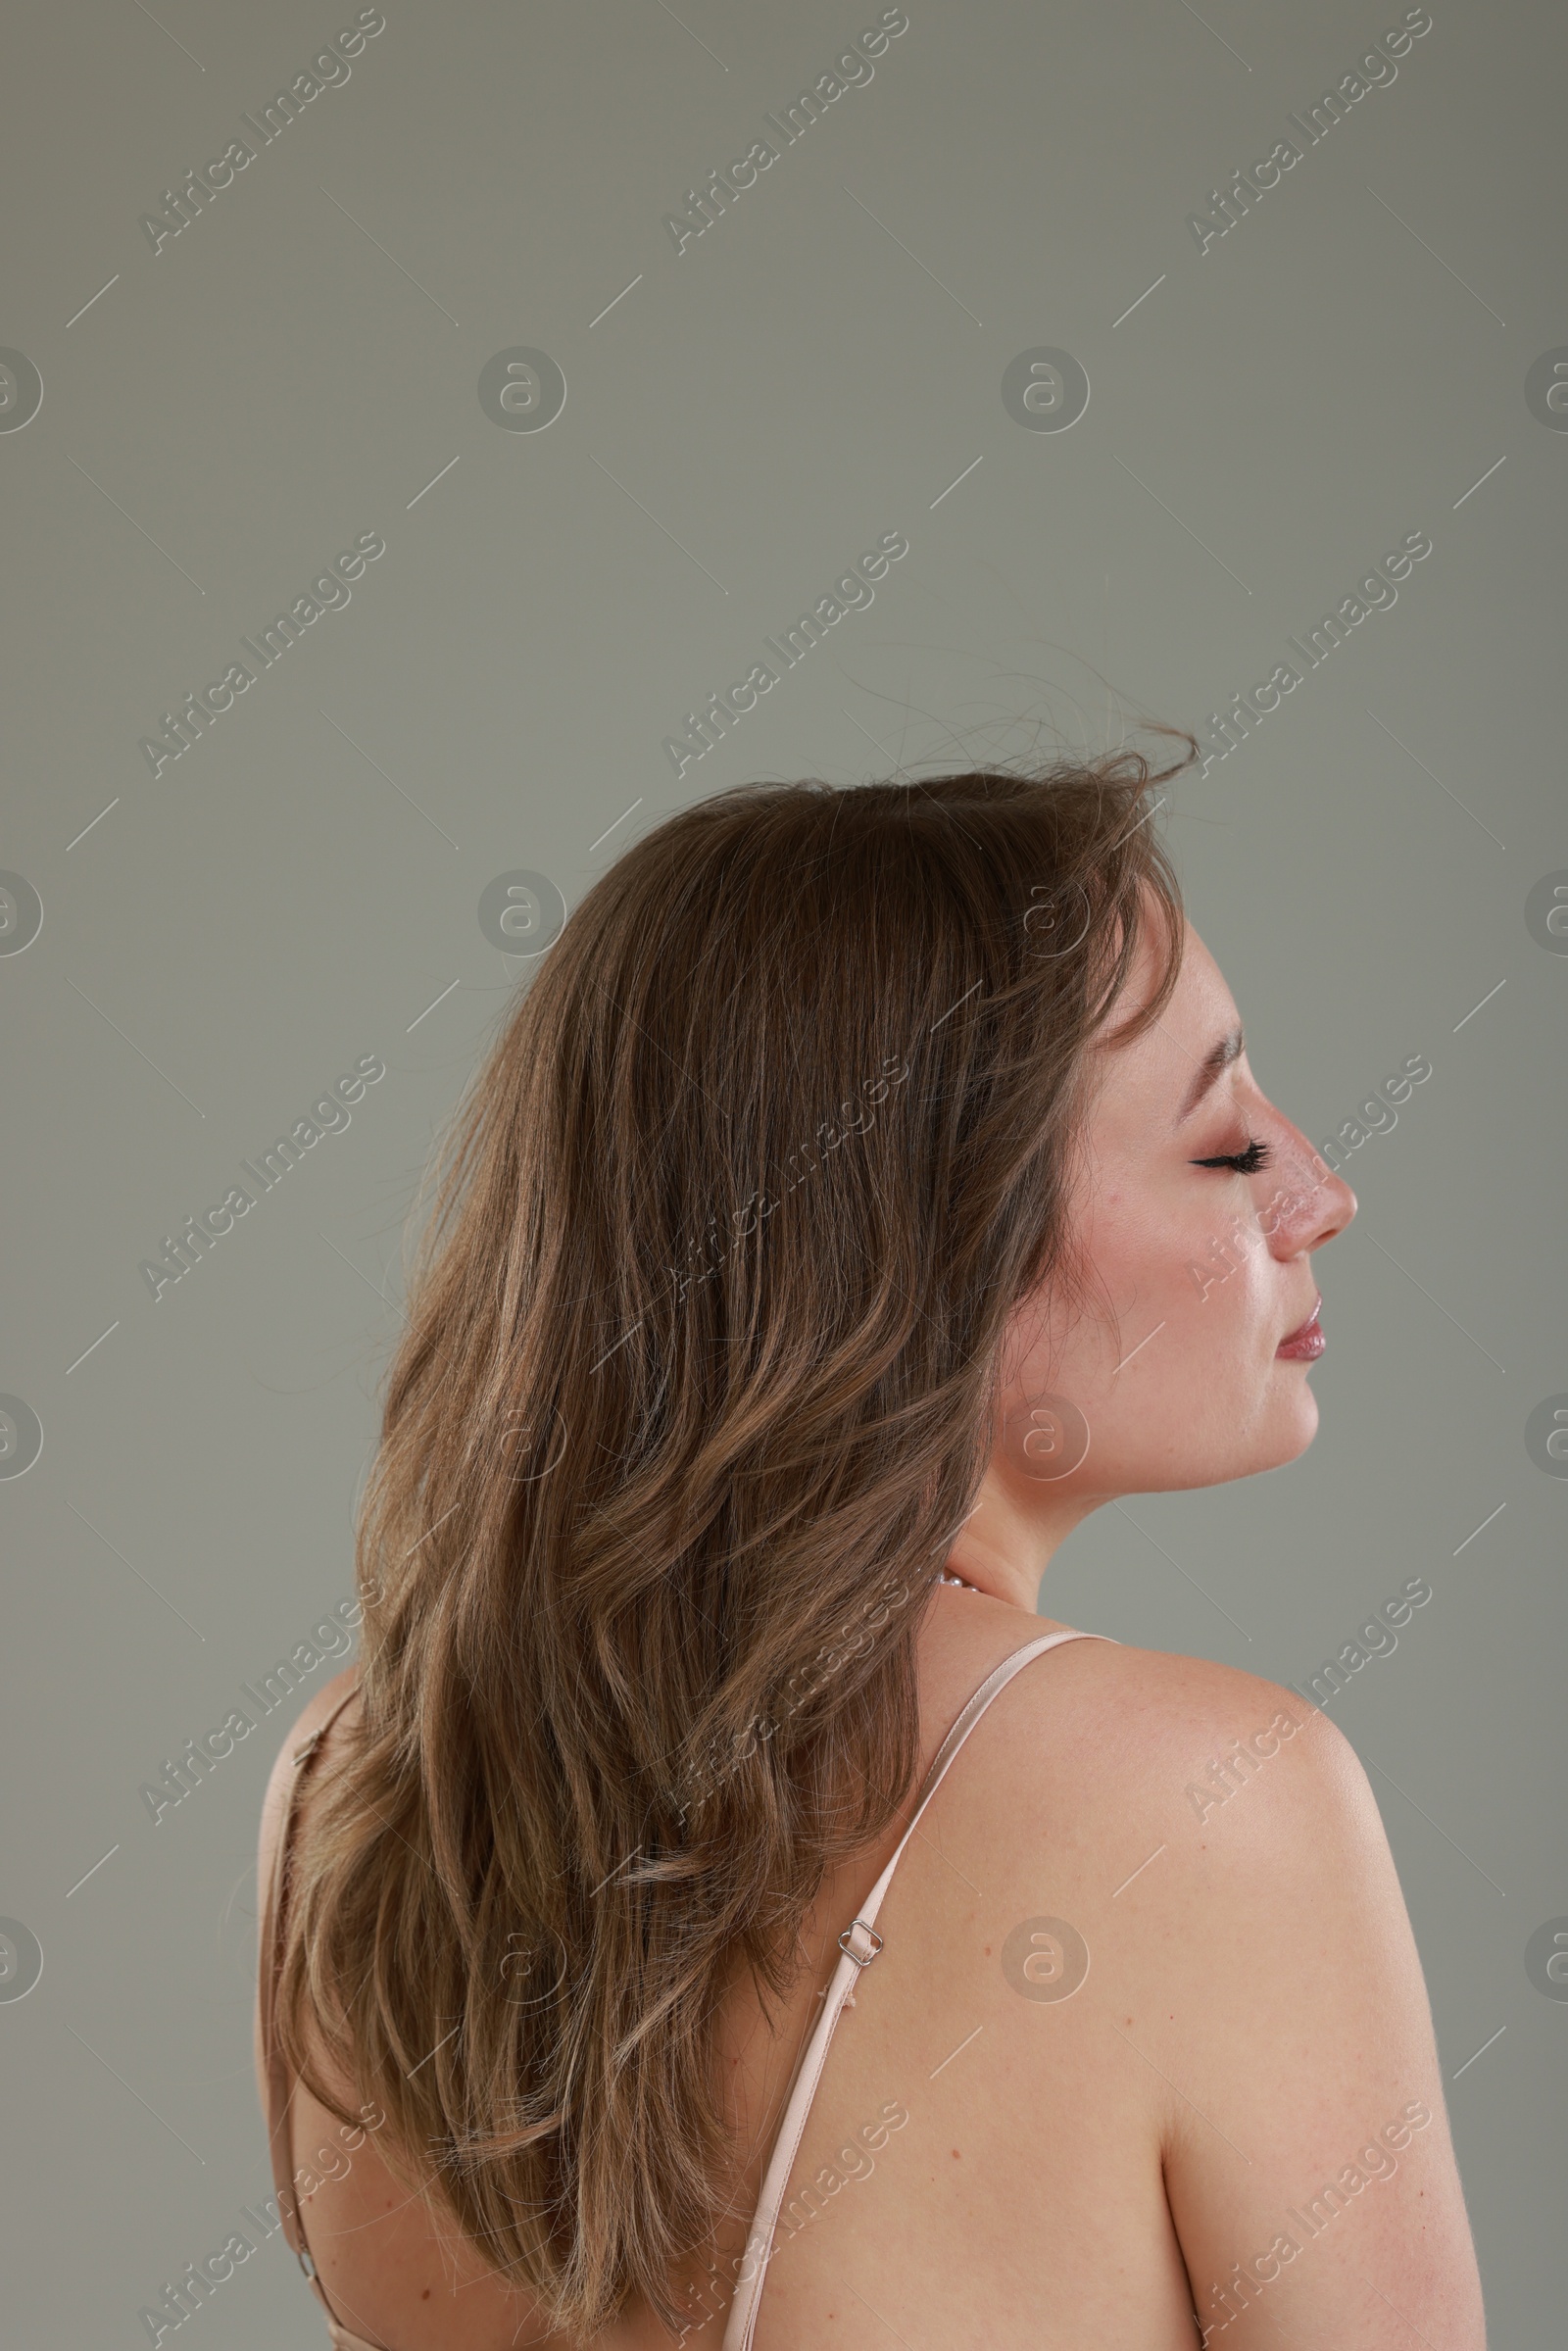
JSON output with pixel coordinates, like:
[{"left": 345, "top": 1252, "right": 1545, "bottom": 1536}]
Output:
[
  {"left": 1168, "top": 1382, "right": 1322, "bottom": 1490},
  {"left": 1247, "top": 1385, "right": 1321, "bottom": 1476}
]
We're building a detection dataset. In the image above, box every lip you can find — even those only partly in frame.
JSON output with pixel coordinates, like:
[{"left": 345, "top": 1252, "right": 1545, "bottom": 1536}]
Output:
[{"left": 1276, "top": 1291, "right": 1324, "bottom": 1360}]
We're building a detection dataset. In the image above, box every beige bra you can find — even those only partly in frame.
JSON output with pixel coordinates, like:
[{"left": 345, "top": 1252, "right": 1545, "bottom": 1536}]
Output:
[{"left": 258, "top": 1626, "right": 1110, "bottom": 2350}]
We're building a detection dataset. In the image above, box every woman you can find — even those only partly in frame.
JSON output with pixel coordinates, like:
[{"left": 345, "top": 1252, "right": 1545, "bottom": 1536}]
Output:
[{"left": 256, "top": 736, "right": 1487, "bottom": 2348}]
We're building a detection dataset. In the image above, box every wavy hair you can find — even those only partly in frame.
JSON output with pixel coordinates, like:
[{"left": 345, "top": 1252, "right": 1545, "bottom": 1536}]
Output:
[{"left": 270, "top": 735, "right": 1192, "bottom": 2335}]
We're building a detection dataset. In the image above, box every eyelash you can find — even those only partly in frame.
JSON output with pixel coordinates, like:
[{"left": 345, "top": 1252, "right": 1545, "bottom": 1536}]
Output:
[{"left": 1194, "top": 1136, "right": 1274, "bottom": 1175}]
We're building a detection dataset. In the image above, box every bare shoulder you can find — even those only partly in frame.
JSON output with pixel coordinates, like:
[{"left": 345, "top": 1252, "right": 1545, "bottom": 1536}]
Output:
[
  {"left": 994, "top": 1623, "right": 1370, "bottom": 1835},
  {"left": 960, "top": 1624, "right": 1402, "bottom": 1984},
  {"left": 254, "top": 1669, "right": 365, "bottom": 2102},
  {"left": 962, "top": 1629, "right": 1485, "bottom": 2341},
  {"left": 255, "top": 1666, "right": 362, "bottom": 1900}
]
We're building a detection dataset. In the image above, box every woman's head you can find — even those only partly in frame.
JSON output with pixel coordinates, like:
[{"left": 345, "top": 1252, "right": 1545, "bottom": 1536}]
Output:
[
  {"left": 273, "top": 731, "right": 1329, "bottom": 2335},
  {"left": 952, "top": 906, "right": 1356, "bottom": 1600}
]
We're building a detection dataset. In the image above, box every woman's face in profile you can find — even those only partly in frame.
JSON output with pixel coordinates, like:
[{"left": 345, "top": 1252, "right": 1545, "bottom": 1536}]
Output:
[{"left": 1000, "top": 912, "right": 1357, "bottom": 1504}]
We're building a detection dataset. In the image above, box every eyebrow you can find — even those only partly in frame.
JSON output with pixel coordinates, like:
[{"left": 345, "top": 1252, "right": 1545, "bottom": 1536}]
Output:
[{"left": 1174, "top": 1027, "right": 1245, "bottom": 1124}]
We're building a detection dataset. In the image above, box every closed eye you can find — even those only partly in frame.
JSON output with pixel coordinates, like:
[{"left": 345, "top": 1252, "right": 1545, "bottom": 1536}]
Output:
[{"left": 1193, "top": 1137, "right": 1273, "bottom": 1175}]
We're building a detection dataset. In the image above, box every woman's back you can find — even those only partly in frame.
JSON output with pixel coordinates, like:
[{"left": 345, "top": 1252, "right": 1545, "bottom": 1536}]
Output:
[{"left": 258, "top": 1583, "right": 1481, "bottom": 2349}]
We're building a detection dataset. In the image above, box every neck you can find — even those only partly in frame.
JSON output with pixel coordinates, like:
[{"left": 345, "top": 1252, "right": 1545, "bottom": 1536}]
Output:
[{"left": 939, "top": 1468, "right": 1099, "bottom": 1609}]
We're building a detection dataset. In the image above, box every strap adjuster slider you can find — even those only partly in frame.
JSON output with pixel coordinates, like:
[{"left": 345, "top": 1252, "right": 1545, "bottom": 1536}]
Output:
[{"left": 837, "top": 1919, "right": 883, "bottom": 1968}]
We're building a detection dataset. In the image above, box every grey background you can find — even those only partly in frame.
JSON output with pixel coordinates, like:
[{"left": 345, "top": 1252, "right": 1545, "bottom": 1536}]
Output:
[{"left": 1, "top": 0, "right": 1562, "bottom": 2339}]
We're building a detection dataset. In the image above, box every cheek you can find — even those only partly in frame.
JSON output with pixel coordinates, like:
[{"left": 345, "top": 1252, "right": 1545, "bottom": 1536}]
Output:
[
  {"left": 1107, "top": 1186, "right": 1257, "bottom": 1325},
  {"left": 1179, "top": 1228, "right": 1285, "bottom": 1384},
  {"left": 1116, "top": 1195, "right": 1287, "bottom": 1431},
  {"left": 1038, "top": 1170, "right": 1283, "bottom": 1394}
]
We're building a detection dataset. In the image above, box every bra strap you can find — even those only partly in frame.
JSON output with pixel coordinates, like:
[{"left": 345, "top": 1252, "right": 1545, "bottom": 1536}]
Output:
[{"left": 719, "top": 1627, "right": 1112, "bottom": 2351}]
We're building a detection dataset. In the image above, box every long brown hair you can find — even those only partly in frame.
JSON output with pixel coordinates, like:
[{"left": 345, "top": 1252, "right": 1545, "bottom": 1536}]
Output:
[{"left": 271, "top": 736, "right": 1192, "bottom": 2335}]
